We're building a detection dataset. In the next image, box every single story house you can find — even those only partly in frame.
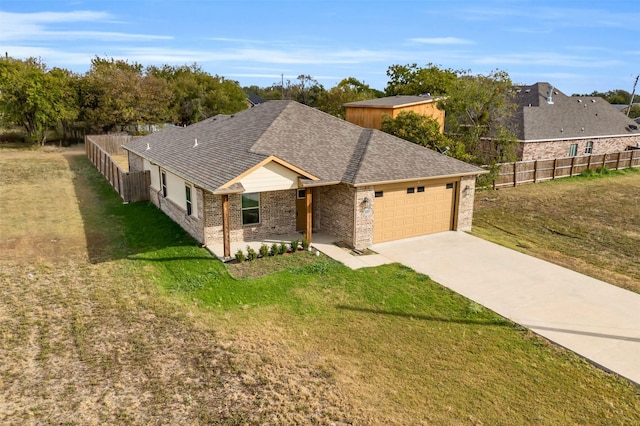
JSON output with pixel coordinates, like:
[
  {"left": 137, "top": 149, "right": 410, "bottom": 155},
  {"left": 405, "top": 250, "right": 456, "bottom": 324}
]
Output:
[
  {"left": 343, "top": 95, "right": 445, "bottom": 133},
  {"left": 507, "top": 82, "right": 640, "bottom": 161},
  {"left": 123, "top": 101, "right": 485, "bottom": 257}
]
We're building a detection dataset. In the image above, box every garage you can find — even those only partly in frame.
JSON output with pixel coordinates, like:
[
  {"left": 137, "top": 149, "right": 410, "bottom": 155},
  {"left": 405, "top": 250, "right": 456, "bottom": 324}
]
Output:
[{"left": 373, "top": 178, "right": 457, "bottom": 243}]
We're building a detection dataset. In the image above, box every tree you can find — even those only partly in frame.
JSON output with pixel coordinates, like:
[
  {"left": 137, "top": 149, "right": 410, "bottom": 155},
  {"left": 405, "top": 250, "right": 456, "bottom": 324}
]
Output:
[
  {"left": 0, "top": 57, "right": 79, "bottom": 144},
  {"left": 148, "top": 64, "right": 247, "bottom": 125},
  {"left": 317, "top": 77, "right": 383, "bottom": 118},
  {"left": 80, "top": 57, "right": 145, "bottom": 132},
  {"left": 285, "top": 74, "right": 325, "bottom": 107},
  {"left": 380, "top": 111, "right": 470, "bottom": 161},
  {"left": 439, "top": 69, "right": 518, "bottom": 164},
  {"left": 385, "top": 63, "right": 458, "bottom": 96}
]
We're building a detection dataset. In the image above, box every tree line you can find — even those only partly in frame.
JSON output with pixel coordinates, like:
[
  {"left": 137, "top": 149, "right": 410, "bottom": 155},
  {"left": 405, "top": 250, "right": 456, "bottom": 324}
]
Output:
[{"left": 2, "top": 55, "right": 635, "bottom": 166}]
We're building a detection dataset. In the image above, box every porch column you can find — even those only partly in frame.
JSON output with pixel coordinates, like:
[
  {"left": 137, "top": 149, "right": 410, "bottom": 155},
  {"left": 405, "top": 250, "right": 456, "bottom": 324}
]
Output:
[
  {"left": 305, "top": 188, "right": 312, "bottom": 243},
  {"left": 222, "top": 194, "right": 231, "bottom": 258}
]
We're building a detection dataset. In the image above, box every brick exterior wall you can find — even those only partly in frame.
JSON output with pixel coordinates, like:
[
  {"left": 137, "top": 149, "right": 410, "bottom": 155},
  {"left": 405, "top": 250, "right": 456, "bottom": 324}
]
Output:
[
  {"left": 353, "top": 187, "right": 375, "bottom": 250},
  {"left": 521, "top": 135, "right": 640, "bottom": 161},
  {"left": 127, "top": 151, "right": 144, "bottom": 172},
  {"left": 456, "top": 176, "right": 476, "bottom": 232},
  {"left": 203, "top": 189, "right": 297, "bottom": 245},
  {"left": 150, "top": 187, "right": 205, "bottom": 243},
  {"left": 315, "top": 184, "right": 356, "bottom": 247}
]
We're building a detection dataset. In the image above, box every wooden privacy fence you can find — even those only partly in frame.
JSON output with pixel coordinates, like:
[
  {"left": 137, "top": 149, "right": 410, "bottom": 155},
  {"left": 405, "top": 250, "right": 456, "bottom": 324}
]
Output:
[
  {"left": 491, "top": 150, "right": 640, "bottom": 189},
  {"left": 85, "top": 135, "right": 149, "bottom": 203}
]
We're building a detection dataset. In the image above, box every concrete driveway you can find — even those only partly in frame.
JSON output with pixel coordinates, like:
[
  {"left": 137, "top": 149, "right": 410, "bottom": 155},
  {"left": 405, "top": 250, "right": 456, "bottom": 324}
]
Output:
[{"left": 372, "top": 232, "right": 640, "bottom": 386}]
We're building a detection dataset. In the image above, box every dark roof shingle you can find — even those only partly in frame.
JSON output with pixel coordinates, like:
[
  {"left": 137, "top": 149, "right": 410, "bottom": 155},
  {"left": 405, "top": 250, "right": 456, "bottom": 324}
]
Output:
[
  {"left": 511, "top": 82, "right": 640, "bottom": 141},
  {"left": 124, "top": 101, "right": 483, "bottom": 192}
]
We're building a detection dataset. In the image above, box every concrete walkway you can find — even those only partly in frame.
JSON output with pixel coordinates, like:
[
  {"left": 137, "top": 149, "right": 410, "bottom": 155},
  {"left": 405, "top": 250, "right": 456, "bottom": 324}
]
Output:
[{"left": 371, "top": 232, "right": 640, "bottom": 386}]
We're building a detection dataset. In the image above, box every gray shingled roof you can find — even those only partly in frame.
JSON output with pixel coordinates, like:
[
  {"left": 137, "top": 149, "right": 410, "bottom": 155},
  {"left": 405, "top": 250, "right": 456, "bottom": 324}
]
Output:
[
  {"left": 124, "top": 101, "right": 483, "bottom": 193},
  {"left": 343, "top": 95, "right": 438, "bottom": 108},
  {"left": 510, "top": 82, "right": 640, "bottom": 141}
]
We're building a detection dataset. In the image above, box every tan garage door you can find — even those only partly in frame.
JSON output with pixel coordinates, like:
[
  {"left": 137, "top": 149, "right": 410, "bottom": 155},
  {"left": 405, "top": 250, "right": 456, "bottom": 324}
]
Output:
[{"left": 373, "top": 179, "right": 457, "bottom": 243}]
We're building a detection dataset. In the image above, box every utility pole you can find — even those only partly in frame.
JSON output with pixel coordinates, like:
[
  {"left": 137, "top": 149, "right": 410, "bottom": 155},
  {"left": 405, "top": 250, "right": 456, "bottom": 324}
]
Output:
[{"left": 628, "top": 74, "right": 639, "bottom": 117}]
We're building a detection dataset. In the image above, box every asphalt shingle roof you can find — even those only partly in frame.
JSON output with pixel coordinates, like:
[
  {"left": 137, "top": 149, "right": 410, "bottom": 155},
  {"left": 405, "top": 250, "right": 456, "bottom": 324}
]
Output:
[
  {"left": 343, "top": 95, "right": 438, "bottom": 108},
  {"left": 124, "top": 101, "right": 483, "bottom": 192},
  {"left": 511, "top": 82, "right": 640, "bottom": 141}
]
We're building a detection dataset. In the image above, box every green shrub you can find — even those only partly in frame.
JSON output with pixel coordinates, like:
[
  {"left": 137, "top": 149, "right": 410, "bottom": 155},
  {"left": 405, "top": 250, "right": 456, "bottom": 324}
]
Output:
[
  {"left": 269, "top": 243, "right": 279, "bottom": 256},
  {"left": 301, "top": 237, "right": 310, "bottom": 251},
  {"left": 290, "top": 239, "right": 299, "bottom": 252},
  {"left": 279, "top": 242, "right": 288, "bottom": 255},
  {"left": 595, "top": 166, "right": 610, "bottom": 175},
  {"left": 259, "top": 243, "right": 269, "bottom": 258},
  {"left": 246, "top": 246, "right": 258, "bottom": 261},
  {"left": 234, "top": 249, "right": 245, "bottom": 263}
]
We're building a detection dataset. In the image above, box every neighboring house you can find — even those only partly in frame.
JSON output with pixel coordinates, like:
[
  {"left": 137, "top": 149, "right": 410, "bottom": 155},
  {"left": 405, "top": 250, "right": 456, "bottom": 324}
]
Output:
[
  {"left": 507, "top": 82, "right": 640, "bottom": 161},
  {"left": 123, "top": 101, "right": 485, "bottom": 257},
  {"left": 343, "top": 95, "right": 445, "bottom": 133},
  {"left": 246, "top": 92, "right": 266, "bottom": 107}
]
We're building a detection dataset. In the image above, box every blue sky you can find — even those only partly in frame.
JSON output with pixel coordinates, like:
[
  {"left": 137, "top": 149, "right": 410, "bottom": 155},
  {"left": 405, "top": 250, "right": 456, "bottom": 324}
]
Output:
[{"left": 1, "top": 0, "right": 639, "bottom": 95}]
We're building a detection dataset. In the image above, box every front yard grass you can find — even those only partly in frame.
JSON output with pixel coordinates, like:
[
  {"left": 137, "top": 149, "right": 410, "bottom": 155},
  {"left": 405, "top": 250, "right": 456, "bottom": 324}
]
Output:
[
  {"left": 1, "top": 146, "right": 639, "bottom": 424},
  {"left": 473, "top": 167, "right": 640, "bottom": 293}
]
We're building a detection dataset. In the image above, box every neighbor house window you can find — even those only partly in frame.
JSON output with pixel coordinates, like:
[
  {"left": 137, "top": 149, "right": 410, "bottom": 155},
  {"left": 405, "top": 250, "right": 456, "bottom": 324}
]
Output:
[
  {"left": 374, "top": 191, "right": 383, "bottom": 198},
  {"left": 241, "top": 193, "right": 260, "bottom": 225},
  {"left": 417, "top": 186, "right": 425, "bottom": 193},
  {"left": 406, "top": 187, "right": 415, "bottom": 194},
  {"left": 297, "top": 189, "right": 306, "bottom": 199},
  {"left": 161, "top": 172, "right": 167, "bottom": 197},
  {"left": 569, "top": 144, "right": 578, "bottom": 157},
  {"left": 185, "top": 185, "right": 192, "bottom": 216},
  {"left": 585, "top": 141, "right": 593, "bottom": 154}
]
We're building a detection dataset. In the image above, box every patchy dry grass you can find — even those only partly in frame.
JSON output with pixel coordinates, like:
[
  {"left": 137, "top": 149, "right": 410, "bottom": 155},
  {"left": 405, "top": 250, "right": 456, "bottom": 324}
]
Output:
[
  {"left": 473, "top": 168, "right": 640, "bottom": 293},
  {"left": 1, "top": 147, "right": 639, "bottom": 425}
]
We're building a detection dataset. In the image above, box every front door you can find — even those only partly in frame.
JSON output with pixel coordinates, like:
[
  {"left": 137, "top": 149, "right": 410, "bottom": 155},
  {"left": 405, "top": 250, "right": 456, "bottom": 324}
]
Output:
[{"left": 296, "top": 188, "right": 307, "bottom": 231}]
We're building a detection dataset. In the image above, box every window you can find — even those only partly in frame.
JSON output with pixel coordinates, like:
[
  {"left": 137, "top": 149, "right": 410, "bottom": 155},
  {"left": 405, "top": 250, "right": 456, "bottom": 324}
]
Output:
[
  {"left": 446, "top": 183, "right": 454, "bottom": 189},
  {"left": 585, "top": 141, "right": 593, "bottom": 154},
  {"left": 417, "top": 186, "right": 425, "bottom": 193},
  {"left": 569, "top": 144, "right": 578, "bottom": 157},
  {"left": 297, "top": 189, "right": 306, "bottom": 199},
  {"left": 374, "top": 191, "right": 383, "bottom": 198},
  {"left": 161, "top": 172, "right": 167, "bottom": 197},
  {"left": 185, "top": 186, "right": 192, "bottom": 216},
  {"left": 406, "top": 187, "right": 415, "bottom": 194},
  {"left": 241, "top": 193, "right": 260, "bottom": 225}
]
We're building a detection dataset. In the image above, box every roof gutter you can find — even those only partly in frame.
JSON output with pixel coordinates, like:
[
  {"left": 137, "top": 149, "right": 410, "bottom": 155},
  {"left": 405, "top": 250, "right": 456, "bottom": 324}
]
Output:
[
  {"left": 123, "top": 146, "right": 219, "bottom": 194},
  {"left": 352, "top": 170, "right": 488, "bottom": 188},
  {"left": 520, "top": 133, "right": 640, "bottom": 143}
]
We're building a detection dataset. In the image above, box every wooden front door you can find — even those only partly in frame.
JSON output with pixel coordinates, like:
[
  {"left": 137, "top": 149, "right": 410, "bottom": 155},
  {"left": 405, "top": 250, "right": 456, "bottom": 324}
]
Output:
[{"left": 296, "top": 188, "right": 307, "bottom": 231}]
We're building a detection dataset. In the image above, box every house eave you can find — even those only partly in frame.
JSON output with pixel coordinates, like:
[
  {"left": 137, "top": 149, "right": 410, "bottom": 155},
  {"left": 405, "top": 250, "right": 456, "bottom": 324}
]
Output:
[
  {"left": 352, "top": 171, "right": 488, "bottom": 188},
  {"left": 519, "top": 133, "right": 640, "bottom": 143},
  {"left": 122, "top": 146, "right": 219, "bottom": 194}
]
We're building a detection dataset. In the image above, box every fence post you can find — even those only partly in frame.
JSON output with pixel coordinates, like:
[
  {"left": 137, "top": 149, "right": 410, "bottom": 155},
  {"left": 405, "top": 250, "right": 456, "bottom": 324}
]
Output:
[
  {"left": 602, "top": 153, "right": 607, "bottom": 169},
  {"left": 533, "top": 160, "right": 538, "bottom": 183},
  {"left": 552, "top": 158, "right": 557, "bottom": 179},
  {"left": 570, "top": 156, "right": 576, "bottom": 177},
  {"left": 616, "top": 151, "right": 622, "bottom": 170},
  {"left": 587, "top": 153, "right": 592, "bottom": 171},
  {"left": 513, "top": 161, "right": 517, "bottom": 187}
]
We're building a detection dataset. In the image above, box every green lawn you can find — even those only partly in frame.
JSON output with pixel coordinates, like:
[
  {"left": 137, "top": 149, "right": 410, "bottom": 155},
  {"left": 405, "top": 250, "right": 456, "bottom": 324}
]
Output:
[{"left": 1, "top": 148, "right": 639, "bottom": 424}]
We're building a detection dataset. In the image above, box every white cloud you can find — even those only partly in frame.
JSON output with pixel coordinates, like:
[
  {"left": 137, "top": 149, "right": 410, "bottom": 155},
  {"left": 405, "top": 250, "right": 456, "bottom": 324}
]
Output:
[
  {"left": 0, "top": 10, "right": 171, "bottom": 42},
  {"left": 410, "top": 37, "right": 474, "bottom": 45},
  {"left": 473, "top": 53, "right": 621, "bottom": 68}
]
